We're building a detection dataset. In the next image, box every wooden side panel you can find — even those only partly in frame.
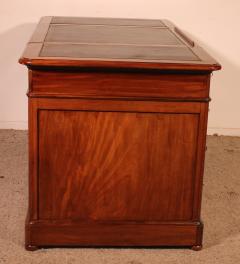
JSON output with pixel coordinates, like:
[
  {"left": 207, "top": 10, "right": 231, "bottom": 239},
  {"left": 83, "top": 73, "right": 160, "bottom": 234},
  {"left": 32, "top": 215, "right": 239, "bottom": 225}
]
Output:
[
  {"left": 38, "top": 110, "right": 199, "bottom": 221},
  {"left": 192, "top": 103, "right": 209, "bottom": 220},
  {"left": 28, "top": 99, "right": 38, "bottom": 220}
]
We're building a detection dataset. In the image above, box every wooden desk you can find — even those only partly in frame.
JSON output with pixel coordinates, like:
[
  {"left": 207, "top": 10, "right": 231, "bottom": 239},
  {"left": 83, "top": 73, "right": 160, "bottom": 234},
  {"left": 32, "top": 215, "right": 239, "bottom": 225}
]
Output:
[{"left": 19, "top": 16, "right": 221, "bottom": 251}]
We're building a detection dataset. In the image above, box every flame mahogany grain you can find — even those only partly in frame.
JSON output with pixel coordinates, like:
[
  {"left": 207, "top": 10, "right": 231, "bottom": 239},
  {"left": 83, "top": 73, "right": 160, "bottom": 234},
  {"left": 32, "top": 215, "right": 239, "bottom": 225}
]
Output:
[{"left": 19, "top": 16, "right": 221, "bottom": 251}]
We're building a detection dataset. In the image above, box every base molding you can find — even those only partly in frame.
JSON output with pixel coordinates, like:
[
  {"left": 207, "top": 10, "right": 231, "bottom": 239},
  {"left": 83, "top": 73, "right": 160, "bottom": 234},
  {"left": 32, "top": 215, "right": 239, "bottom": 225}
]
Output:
[{"left": 25, "top": 217, "right": 203, "bottom": 250}]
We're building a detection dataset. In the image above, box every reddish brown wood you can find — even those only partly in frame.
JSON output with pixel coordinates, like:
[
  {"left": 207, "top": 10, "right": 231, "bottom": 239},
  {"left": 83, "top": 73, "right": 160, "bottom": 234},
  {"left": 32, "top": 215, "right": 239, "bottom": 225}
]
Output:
[
  {"left": 192, "top": 245, "right": 203, "bottom": 251},
  {"left": 28, "top": 99, "right": 38, "bottom": 220},
  {"left": 30, "top": 70, "right": 210, "bottom": 100},
  {"left": 25, "top": 244, "right": 39, "bottom": 251},
  {"left": 192, "top": 103, "right": 210, "bottom": 220},
  {"left": 29, "top": 98, "right": 202, "bottom": 113},
  {"left": 28, "top": 222, "right": 199, "bottom": 247},
  {"left": 38, "top": 110, "right": 198, "bottom": 221},
  {"left": 19, "top": 17, "right": 221, "bottom": 250}
]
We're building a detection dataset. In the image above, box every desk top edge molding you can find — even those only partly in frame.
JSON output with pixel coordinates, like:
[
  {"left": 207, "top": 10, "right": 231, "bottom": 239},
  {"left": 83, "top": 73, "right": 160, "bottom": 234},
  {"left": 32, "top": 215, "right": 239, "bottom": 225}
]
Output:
[{"left": 19, "top": 16, "right": 221, "bottom": 72}]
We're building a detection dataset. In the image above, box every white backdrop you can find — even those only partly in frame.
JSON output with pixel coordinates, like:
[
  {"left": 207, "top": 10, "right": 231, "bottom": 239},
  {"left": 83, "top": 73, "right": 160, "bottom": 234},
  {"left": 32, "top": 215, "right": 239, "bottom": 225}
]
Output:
[{"left": 1, "top": 0, "right": 240, "bottom": 135}]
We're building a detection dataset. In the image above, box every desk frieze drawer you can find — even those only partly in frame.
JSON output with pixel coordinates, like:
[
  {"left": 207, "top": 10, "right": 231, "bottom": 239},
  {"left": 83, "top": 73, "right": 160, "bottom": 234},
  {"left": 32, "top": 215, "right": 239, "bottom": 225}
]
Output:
[{"left": 30, "top": 70, "right": 210, "bottom": 100}]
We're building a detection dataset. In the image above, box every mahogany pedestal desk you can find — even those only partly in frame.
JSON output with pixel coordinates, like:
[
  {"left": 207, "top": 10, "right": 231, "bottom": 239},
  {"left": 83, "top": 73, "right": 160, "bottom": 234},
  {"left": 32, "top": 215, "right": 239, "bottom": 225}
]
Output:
[{"left": 19, "top": 16, "right": 221, "bottom": 251}]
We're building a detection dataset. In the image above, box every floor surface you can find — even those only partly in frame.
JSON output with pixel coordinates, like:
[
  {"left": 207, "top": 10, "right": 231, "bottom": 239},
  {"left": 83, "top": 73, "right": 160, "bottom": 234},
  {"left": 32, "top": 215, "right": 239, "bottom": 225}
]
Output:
[{"left": 0, "top": 130, "right": 239, "bottom": 263}]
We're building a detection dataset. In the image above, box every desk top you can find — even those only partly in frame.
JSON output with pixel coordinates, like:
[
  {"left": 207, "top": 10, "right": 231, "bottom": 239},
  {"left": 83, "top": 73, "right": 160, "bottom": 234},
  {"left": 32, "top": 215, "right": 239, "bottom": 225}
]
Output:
[{"left": 19, "top": 16, "right": 221, "bottom": 71}]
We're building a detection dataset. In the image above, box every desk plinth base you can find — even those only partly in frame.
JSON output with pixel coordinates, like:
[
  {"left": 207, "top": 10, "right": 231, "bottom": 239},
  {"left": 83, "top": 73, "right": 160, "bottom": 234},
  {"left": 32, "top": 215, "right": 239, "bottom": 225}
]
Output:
[{"left": 25, "top": 214, "right": 203, "bottom": 251}]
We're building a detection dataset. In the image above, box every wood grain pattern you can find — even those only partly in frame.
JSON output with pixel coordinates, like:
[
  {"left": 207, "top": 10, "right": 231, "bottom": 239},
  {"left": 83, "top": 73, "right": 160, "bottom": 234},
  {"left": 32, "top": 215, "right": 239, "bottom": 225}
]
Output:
[
  {"left": 31, "top": 97, "right": 202, "bottom": 114},
  {"left": 20, "top": 58, "right": 220, "bottom": 71},
  {"left": 30, "top": 70, "right": 210, "bottom": 100},
  {"left": 38, "top": 110, "right": 199, "bottom": 221},
  {"left": 19, "top": 17, "right": 221, "bottom": 250},
  {"left": 192, "top": 103, "right": 209, "bottom": 220},
  {"left": 28, "top": 99, "right": 38, "bottom": 220},
  {"left": 28, "top": 221, "right": 200, "bottom": 247}
]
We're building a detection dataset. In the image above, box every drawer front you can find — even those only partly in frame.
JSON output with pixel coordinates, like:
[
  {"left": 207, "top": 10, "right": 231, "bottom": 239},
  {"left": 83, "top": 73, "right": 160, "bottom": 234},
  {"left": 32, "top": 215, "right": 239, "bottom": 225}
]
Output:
[{"left": 30, "top": 70, "right": 210, "bottom": 100}]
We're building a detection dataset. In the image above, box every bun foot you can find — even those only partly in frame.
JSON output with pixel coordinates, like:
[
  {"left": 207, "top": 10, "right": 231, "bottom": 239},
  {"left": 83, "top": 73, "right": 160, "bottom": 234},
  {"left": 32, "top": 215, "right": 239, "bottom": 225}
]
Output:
[
  {"left": 25, "top": 244, "right": 39, "bottom": 251},
  {"left": 191, "top": 245, "right": 202, "bottom": 251}
]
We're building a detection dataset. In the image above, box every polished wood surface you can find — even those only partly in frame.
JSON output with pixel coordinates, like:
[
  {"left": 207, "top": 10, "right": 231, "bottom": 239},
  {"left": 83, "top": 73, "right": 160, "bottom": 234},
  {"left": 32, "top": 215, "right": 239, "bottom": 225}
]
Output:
[
  {"left": 19, "top": 16, "right": 221, "bottom": 71},
  {"left": 28, "top": 220, "right": 200, "bottom": 247},
  {"left": 38, "top": 110, "right": 198, "bottom": 221},
  {"left": 19, "top": 17, "right": 221, "bottom": 250},
  {"left": 30, "top": 70, "right": 210, "bottom": 100}
]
